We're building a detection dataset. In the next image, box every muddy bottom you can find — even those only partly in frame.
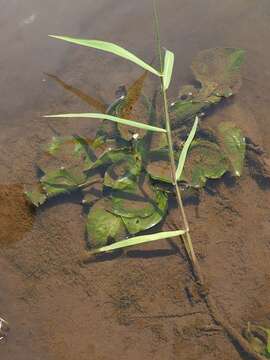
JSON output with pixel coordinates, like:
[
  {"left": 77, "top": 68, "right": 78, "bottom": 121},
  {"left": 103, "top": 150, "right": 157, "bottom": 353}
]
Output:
[{"left": 1, "top": 0, "right": 270, "bottom": 359}]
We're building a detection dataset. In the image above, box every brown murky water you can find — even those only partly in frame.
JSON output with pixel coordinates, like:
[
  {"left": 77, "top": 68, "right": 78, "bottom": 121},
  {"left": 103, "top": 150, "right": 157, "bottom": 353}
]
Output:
[{"left": 1, "top": 1, "right": 270, "bottom": 359}]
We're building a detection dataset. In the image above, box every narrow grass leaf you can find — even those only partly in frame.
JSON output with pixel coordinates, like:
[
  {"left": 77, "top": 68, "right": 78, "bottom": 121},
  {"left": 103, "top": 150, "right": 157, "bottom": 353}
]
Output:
[
  {"left": 49, "top": 35, "right": 161, "bottom": 77},
  {"left": 176, "top": 116, "right": 199, "bottom": 180},
  {"left": 163, "top": 49, "right": 174, "bottom": 90},
  {"left": 90, "top": 229, "right": 185, "bottom": 254},
  {"left": 44, "top": 113, "right": 167, "bottom": 133}
]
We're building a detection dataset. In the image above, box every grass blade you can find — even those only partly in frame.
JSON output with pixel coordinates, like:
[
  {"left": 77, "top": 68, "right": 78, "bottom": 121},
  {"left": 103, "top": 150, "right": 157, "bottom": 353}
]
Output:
[
  {"left": 163, "top": 49, "right": 174, "bottom": 90},
  {"left": 44, "top": 113, "right": 167, "bottom": 133},
  {"left": 49, "top": 35, "right": 161, "bottom": 77},
  {"left": 90, "top": 229, "right": 186, "bottom": 254},
  {"left": 176, "top": 116, "right": 199, "bottom": 180}
]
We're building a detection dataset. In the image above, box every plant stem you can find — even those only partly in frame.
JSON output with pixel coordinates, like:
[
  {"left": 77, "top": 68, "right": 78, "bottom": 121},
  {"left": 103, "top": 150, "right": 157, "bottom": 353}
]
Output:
[
  {"left": 153, "top": 0, "right": 163, "bottom": 72},
  {"left": 161, "top": 83, "right": 204, "bottom": 284}
]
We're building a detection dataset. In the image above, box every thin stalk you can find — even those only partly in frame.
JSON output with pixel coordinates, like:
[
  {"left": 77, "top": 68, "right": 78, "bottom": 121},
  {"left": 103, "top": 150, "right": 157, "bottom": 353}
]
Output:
[
  {"left": 161, "top": 83, "right": 204, "bottom": 284},
  {"left": 153, "top": 0, "right": 163, "bottom": 72},
  {"left": 153, "top": 0, "right": 203, "bottom": 282}
]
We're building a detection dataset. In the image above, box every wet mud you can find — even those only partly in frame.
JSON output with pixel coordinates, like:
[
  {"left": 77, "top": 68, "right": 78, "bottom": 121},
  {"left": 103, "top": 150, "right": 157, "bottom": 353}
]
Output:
[{"left": 0, "top": 0, "right": 270, "bottom": 359}]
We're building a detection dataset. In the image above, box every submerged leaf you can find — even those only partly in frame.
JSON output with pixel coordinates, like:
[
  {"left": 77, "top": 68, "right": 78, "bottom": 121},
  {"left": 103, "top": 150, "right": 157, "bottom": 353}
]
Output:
[
  {"left": 182, "top": 140, "right": 229, "bottom": 187},
  {"left": 25, "top": 185, "right": 47, "bottom": 207},
  {"left": 110, "top": 174, "right": 158, "bottom": 218},
  {"left": 89, "top": 229, "right": 185, "bottom": 254},
  {"left": 244, "top": 323, "right": 270, "bottom": 358},
  {"left": 49, "top": 36, "right": 161, "bottom": 76},
  {"left": 218, "top": 122, "right": 246, "bottom": 176},
  {"left": 45, "top": 73, "right": 107, "bottom": 112},
  {"left": 170, "top": 96, "right": 219, "bottom": 129},
  {"left": 86, "top": 199, "right": 126, "bottom": 248},
  {"left": 41, "top": 167, "right": 87, "bottom": 196},
  {"left": 191, "top": 48, "right": 245, "bottom": 97},
  {"left": 122, "top": 189, "right": 168, "bottom": 234},
  {"left": 38, "top": 135, "right": 96, "bottom": 173},
  {"left": 116, "top": 72, "right": 150, "bottom": 141},
  {"left": 104, "top": 155, "right": 141, "bottom": 191},
  {"left": 146, "top": 148, "right": 174, "bottom": 183}
]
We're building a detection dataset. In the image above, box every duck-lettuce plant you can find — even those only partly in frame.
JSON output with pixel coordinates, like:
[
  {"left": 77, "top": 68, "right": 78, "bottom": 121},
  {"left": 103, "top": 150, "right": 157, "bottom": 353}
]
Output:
[{"left": 26, "top": 39, "right": 246, "bottom": 256}]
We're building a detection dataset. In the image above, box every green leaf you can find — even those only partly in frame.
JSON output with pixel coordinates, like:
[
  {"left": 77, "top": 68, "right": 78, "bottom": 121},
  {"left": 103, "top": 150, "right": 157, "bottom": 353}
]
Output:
[
  {"left": 104, "top": 155, "right": 141, "bottom": 191},
  {"left": 38, "top": 135, "right": 96, "bottom": 173},
  {"left": 44, "top": 113, "right": 167, "bottom": 134},
  {"left": 176, "top": 117, "right": 198, "bottom": 180},
  {"left": 49, "top": 35, "right": 161, "bottom": 77},
  {"left": 218, "top": 122, "right": 246, "bottom": 176},
  {"left": 122, "top": 190, "right": 168, "bottom": 234},
  {"left": 110, "top": 174, "right": 158, "bottom": 218},
  {"left": 163, "top": 49, "right": 174, "bottom": 90},
  {"left": 25, "top": 186, "right": 47, "bottom": 207},
  {"left": 170, "top": 97, "right": 219, "bottom": 129},
  {"left": 91, "top": 146, "right": 130, "bottom": 170},
  {"left": 182, "top": 140, "right": 229, "bottom": 187},
  {"left": 89, "top": 229, "right": 185, "bottom": 254},
  {"left": 41, "top": 167, "right": 87, "bottom": 196},
  {"left": 86, "top": 199, "right": 126, "bottom": 248}
]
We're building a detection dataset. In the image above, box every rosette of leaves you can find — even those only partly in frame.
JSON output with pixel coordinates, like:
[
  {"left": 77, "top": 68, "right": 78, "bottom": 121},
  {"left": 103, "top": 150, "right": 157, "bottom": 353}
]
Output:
[{"left": 26, "top": 42, "right": 246, "bottom": 253}]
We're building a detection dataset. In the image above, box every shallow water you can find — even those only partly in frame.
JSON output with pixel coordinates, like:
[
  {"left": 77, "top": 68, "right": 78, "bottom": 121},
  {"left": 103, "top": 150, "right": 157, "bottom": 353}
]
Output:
[{"left": 0, "top": 1, "right": 270, "bottom": 359}]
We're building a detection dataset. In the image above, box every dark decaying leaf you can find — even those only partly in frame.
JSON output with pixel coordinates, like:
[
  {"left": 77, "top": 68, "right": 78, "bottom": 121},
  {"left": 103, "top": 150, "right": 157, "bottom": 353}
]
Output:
[
  {"left": 146, "top": 148, "right": 174, "bottom": 183},
  {"left": 86, "top": 199, "right": 126, "bottom": 248},
  {"left": 182, "top": 140, "right": 229, "bottom": 187},
  {"left": 45, "top": 73, "right": 107, "bottom": 112},
  {"left": 116, "top": 71, "right": 151, "bottom": 140},
  {"left": 191, "top": 48, "right": 245, "bottom": 98},
  {"left": 218, "top": 121, "right": 246, "bottom": 177}
]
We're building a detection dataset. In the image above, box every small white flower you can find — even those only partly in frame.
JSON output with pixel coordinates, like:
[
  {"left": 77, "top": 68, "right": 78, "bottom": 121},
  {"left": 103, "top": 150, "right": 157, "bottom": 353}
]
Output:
[
  {"left": 132, "top": 133, "right": 139, "bottom": 140},
  {"left": 60, "top": 166, "right": 65, "bottom": 170}
]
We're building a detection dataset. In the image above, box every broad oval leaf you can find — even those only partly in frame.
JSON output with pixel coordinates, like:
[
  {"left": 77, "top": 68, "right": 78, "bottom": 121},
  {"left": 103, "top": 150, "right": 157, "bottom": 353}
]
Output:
[
  {"left": 44, "top": 113, "right": 167, "bottom": 134},
  {"left": 191, "top": 48, "right": 245, "bottom": 97},
  {"left": 218, "top": 122, "right": 246, "bottom": 176},
  {"left": 182, "top": 140, "right": 229, "bottom": 188},
  {"left": 109, "top": 174, "right": 158, "bottom": 218},
  {"left": 104, "top": 155, "right": 141, "bottom": 191},
  {"left": 122, "top": 190, "right": 168, "bottom": 234},
  {"left": 89, "top": 229, "right": 185, "bottom": 254},
  {"left": 86, "top": 199, "right": 126, "bottom": 248},
  {"left": 146, "top": 148, "right": 174, "bottom": 183},
  {"left": 38, "top": 135, "right": 96, "bottom": 173},
  {"left": 49, "top": 35, "right": 161, "bottom": 77},
  {"left": 163, "top": 49, "right": 174, "bottom": 90}
]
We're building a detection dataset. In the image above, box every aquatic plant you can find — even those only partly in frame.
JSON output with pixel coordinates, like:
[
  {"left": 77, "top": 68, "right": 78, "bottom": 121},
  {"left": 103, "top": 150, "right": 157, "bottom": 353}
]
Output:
[
  {"left": 25, "top": 3, "right": 268, "bottom": 360},
  {"left": 26, "top": 43, "right": 246, "bottom": 253}
]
